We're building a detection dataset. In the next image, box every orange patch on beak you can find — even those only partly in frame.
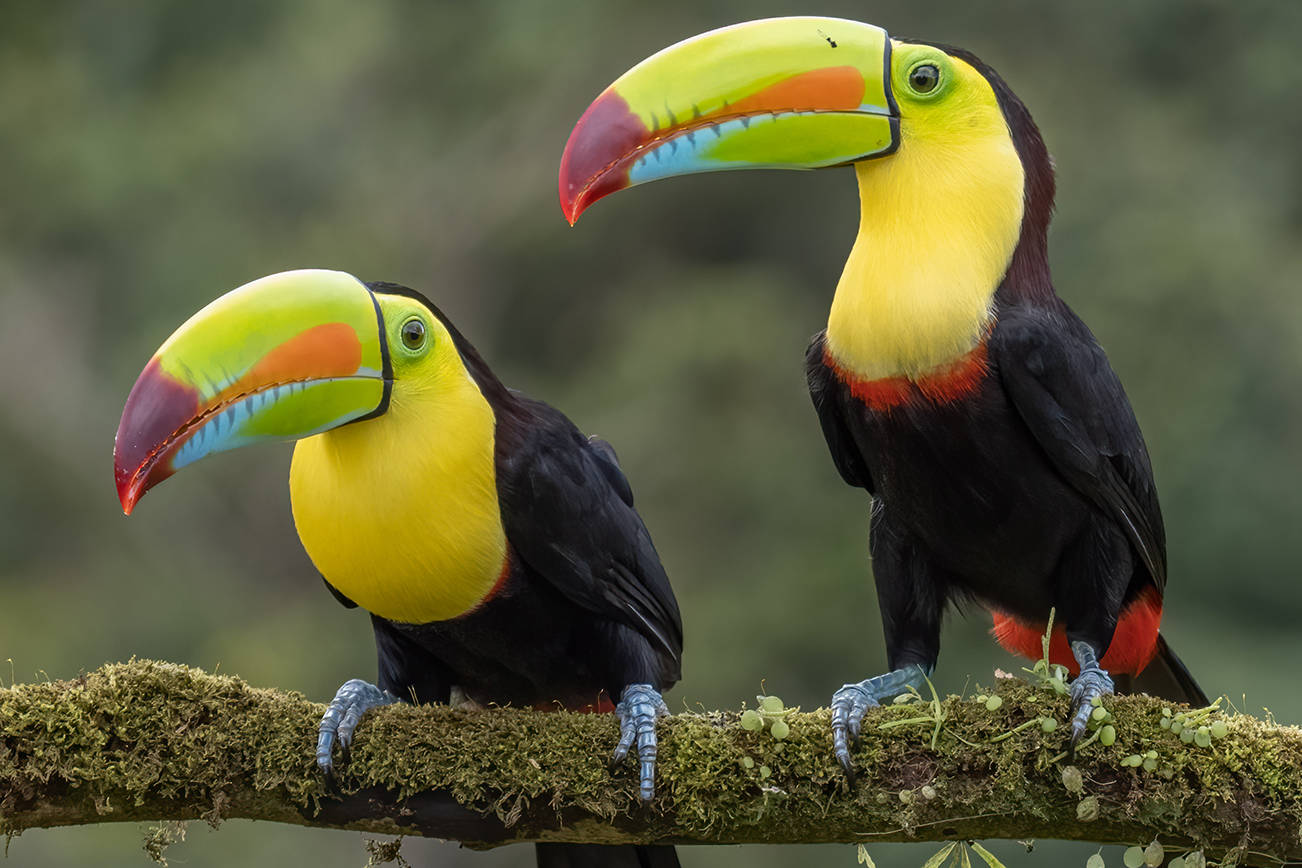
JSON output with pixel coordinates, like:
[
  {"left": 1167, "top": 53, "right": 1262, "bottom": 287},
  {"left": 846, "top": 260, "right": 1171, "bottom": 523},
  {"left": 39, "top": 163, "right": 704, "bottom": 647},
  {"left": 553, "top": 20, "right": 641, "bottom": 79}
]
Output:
[
  {"left": 728, "top": 66, "right": 866, "bottom": 115},
  {"left": 223, "top": 322, "right": 364, "bottom": 405}
]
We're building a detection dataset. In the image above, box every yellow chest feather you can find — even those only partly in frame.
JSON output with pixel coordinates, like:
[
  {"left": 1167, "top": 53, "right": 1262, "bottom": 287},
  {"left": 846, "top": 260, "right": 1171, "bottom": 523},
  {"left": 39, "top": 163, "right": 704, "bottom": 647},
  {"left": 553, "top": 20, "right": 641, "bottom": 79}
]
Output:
[
  {"left": 826, "top": 121, "right": 1025, "bottom": 381},
  {"left": 288, "top": 376, "right": 506, "bottom": 624}
]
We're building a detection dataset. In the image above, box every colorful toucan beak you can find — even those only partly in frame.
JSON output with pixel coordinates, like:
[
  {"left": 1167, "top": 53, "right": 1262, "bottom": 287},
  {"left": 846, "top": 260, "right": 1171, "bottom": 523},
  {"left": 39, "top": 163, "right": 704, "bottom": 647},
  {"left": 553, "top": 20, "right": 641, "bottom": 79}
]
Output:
[
  {"left": 114, "top": 269, "right": 391, "bottom": 514},
  {"left": 558, "top": 16, "right": 898, "bottom": 224}
]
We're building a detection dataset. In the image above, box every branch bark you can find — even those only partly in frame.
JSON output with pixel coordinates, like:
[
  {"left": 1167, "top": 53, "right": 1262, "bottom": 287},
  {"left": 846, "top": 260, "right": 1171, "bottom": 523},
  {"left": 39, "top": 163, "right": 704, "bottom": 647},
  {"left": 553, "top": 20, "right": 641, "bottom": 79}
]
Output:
[{"left": 2, "top": 661, "right": 1300, "bottom": 863}]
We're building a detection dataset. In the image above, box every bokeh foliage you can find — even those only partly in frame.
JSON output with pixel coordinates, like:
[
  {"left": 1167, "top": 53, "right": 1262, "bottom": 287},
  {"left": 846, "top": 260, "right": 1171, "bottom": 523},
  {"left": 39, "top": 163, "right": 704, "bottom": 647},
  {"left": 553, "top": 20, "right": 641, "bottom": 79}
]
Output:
[{"left": 1, "top": 2, "right": 1299, "bottom": 866}]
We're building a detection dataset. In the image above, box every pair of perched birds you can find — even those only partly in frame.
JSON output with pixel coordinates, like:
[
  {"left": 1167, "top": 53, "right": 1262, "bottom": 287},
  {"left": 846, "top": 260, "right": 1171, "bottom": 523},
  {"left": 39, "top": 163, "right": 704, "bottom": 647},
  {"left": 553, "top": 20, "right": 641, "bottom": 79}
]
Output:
[{"left": 113, "top": 17, "right": 1206, "bottom": 868}]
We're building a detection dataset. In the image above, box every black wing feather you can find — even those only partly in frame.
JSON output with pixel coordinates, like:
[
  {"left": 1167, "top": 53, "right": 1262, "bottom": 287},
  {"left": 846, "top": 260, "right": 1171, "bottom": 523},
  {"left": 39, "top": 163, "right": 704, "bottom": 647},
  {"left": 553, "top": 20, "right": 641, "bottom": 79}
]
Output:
[
  {"left": 994, "top": 304, "right": 1166, "bottom": 590},
  {"left": 321, "top": 575, "right": 359, "bottom": 608},
  {"left": 496, "top": 401, "right": 683, "bottom": 673},
  {"left": 585, "top": 435, "right": 635, "bottom": 507},
  {"left": 806, "top": 332, "right": 875, "bottom": 492}
]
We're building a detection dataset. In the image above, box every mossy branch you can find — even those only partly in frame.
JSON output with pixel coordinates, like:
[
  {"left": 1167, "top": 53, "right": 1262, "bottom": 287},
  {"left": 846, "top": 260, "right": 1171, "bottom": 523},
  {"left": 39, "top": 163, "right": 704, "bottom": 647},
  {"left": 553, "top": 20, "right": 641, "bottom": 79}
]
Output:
[{"left": 3, "top": 661, "right": 1301, "bottom": 863}]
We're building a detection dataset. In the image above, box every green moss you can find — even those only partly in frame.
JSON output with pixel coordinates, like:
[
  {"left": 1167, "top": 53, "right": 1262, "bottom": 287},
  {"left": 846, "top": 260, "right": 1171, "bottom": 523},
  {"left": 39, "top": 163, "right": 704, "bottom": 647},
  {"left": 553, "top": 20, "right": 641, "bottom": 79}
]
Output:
[
  {"left": 142, "top": 820, "right": 188, "bottom": 865},
  {"left": 2, "top": 660, "right": 1301, "bottom": 861}
]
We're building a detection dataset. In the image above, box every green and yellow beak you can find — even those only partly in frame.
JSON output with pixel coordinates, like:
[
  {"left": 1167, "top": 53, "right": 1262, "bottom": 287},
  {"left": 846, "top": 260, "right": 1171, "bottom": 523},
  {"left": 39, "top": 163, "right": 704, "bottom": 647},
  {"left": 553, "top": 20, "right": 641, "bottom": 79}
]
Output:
[
  {"left": 114, "top": 269, "right": 391, "bottom": 514},
  {"left": 558, "top": 16, "right": 898, "bottom": 224}
]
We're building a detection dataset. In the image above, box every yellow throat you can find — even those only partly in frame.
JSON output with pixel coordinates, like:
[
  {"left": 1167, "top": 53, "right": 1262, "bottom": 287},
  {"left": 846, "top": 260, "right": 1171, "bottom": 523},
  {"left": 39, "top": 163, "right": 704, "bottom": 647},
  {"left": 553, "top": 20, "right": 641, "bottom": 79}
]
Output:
[
  {"left": 289, "top": 322, "right": 506, "bottom": 624},
  {"left": 826, "top": 55, "right": 1026, "bottom": 382}
]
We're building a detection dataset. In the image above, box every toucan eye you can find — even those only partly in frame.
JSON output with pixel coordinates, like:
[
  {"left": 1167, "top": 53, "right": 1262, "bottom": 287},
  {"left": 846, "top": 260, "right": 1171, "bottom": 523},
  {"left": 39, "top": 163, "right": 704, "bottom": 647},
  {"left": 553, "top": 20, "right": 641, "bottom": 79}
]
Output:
[
  {"left": 400, "top": 318, "right": 426, "bottom": 351},
  {"left": 908, "top": 64, "right": 940, "bottom": 94}
]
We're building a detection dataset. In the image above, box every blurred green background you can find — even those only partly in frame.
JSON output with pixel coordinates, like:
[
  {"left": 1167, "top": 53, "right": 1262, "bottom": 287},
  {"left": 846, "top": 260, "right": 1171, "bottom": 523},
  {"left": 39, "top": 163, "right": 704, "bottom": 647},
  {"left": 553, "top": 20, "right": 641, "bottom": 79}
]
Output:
[{"left": 3, "top": 1, "right": 1300, "bottom": 866}]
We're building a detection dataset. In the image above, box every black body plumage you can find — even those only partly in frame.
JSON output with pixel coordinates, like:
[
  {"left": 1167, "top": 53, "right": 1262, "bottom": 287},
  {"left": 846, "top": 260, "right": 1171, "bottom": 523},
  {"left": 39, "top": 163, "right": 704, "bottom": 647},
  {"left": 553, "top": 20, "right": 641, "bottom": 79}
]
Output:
[
  {"left": 805, "top": 46, "right": 1205, "bottom": 708},
  {"left": 327, "top": 284, "right": 683, "bottom": 867}
]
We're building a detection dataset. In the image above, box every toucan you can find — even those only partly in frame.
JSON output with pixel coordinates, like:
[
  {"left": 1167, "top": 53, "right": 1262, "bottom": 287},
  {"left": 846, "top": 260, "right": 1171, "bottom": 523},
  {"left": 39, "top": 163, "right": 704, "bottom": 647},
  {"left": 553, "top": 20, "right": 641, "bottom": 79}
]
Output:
[
  {"left": 557, "top": 16, "right": 1207, "bottom": 772},
  {"left": 113, "top": 269, "right": 683, "bottom": 868}
]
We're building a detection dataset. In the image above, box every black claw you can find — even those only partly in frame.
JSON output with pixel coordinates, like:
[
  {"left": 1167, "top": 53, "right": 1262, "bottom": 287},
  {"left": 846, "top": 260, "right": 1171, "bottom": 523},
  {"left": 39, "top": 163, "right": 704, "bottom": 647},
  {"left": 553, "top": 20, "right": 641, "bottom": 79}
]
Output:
[
  {"left": 832, "top": 727, "right": 851, "bottom": 773},
  {"left": 837, "top": 744, "right": 857, "bottom": 783},
  {"left": 1070, "top": 708, "right": 1092, "bottom": 744},
  {"left": 1070, "top": 720, "right": 1089, "bottom": 746}
]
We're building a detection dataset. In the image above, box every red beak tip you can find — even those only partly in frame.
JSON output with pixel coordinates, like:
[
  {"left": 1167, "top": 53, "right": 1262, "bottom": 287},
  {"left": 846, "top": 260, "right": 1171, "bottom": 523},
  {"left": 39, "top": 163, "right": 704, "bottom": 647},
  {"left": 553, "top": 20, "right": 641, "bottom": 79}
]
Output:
[
  {"left": 558, "top": 188, "right": 580, "bottom": 225},
  {"left": 560, "top": 193, "right": 590, "bottom": 227},
  {"left": 115, "top": 462, "right": 144, "bottom": 516}
]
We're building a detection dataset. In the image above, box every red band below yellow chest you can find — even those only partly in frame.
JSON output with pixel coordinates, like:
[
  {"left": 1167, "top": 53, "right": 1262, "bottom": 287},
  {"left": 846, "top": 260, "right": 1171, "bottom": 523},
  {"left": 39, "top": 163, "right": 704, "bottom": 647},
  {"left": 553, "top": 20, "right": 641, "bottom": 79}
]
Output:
[{"left": 825, "top": 341, "right": 991, "bottom": 411}]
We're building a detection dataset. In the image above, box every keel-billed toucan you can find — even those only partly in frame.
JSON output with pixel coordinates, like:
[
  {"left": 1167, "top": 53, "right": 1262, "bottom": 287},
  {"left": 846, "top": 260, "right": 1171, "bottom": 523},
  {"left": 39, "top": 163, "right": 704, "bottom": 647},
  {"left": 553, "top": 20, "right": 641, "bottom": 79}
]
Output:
[
  {"left": 558, "top": 17, "right": 1207, "bottom": 770},
  {"left": 113, "top": 269, "right": 682, "bottom": 867}
]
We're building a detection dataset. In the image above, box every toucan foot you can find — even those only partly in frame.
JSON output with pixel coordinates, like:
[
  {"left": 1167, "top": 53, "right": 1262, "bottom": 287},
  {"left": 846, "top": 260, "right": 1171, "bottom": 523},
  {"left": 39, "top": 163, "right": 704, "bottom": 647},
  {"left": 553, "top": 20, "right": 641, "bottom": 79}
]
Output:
[
  {"left": 830, "top": 664, "right": 930, "bottom": 779},
  {"left": 316, "top": 678, "right": 398, "bottom": 776},
  {"left": 1068, "top": 640, "right": 1115, "bottom": 742},
  {"left": 1069, "top": 667, "right": 1115, "bottom": 742},
  {"left": 831, "top": 682, "right": 880, "bottom": 779},
  {"left": 613, "top": 683, "right": 669, "bottom": 802}
]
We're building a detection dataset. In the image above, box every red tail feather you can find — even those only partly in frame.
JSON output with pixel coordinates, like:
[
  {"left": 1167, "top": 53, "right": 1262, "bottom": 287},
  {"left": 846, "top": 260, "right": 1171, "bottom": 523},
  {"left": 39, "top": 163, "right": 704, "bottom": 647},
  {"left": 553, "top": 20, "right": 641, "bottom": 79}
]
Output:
[{"left": 992, "top": 587, "right": 1163, "bottom": 676}]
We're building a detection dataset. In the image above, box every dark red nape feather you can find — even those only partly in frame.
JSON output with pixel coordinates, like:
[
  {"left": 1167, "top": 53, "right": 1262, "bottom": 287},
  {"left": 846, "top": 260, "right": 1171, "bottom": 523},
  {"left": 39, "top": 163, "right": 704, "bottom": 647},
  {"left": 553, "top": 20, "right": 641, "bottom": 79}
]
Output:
[{"left": 992, "top": 587, "right": 1163, "bottom": 677}]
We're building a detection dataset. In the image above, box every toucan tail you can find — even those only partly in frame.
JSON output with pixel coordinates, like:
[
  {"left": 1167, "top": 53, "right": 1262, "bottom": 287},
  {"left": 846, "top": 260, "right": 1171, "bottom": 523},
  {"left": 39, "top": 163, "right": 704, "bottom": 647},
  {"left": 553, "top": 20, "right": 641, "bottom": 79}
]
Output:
[
  {"left": 535, "top": 843, "right": 680, "bottom": 868},
  {"left": 1114, "top": 633, "right": 1209, "bottom": 707}
]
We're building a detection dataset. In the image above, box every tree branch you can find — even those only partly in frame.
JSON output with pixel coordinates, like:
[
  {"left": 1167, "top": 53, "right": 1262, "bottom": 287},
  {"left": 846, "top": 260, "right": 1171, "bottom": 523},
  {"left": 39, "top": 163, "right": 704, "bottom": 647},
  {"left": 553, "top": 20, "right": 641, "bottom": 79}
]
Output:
[{"left": 2, "top": 661, "right": 1300, "bottom": 863}]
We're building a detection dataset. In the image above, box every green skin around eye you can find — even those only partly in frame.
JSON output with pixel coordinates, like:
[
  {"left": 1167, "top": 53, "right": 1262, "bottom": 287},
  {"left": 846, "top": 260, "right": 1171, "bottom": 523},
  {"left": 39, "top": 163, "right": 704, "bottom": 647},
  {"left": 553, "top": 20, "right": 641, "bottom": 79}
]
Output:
[{"left": 890, "top": 44, "right": 952, "bottom": 102}]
